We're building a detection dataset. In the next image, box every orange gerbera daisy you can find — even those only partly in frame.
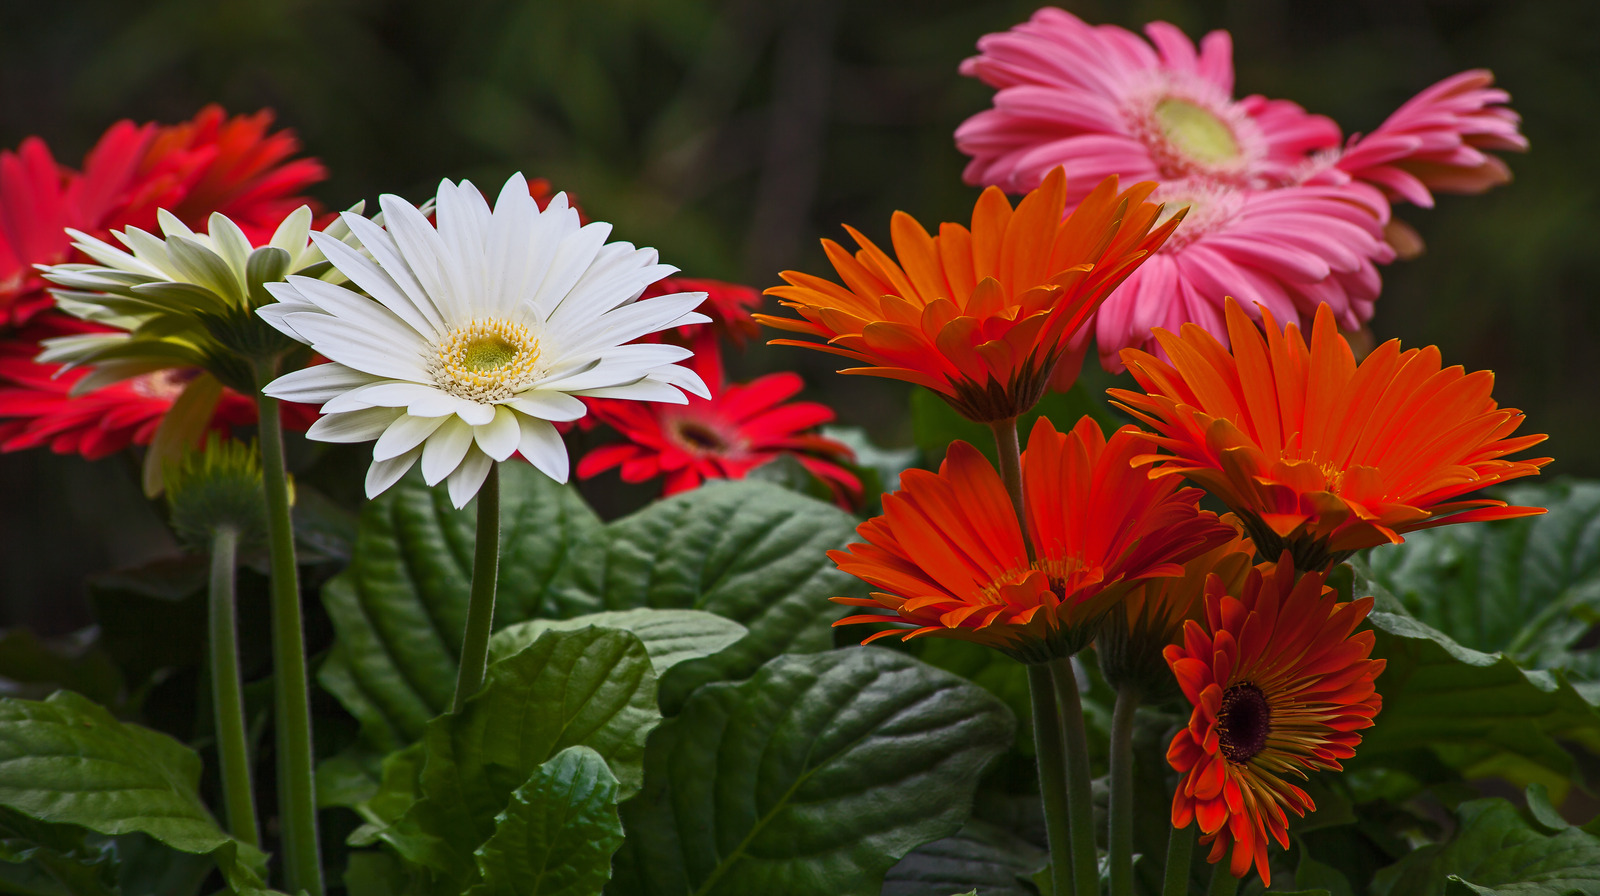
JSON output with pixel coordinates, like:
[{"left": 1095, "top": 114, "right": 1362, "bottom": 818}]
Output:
[
  {"left": 758, "top": 167, "right": 1181, "bottom": 422},
  {"left": 1097, "top": 525, "right": 1254, "bottom": 695},
  {"left": 830, "top": 416, "right": 1234, "bottom": 662},
  {"left": 1165, "top": 557, "right": 1384, "bottom": 886},
  {"left": 1111, "top": 298, "right": 1550, "bottom": 571}
]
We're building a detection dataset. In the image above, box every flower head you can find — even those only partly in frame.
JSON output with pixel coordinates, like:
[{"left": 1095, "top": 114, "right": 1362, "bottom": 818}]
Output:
[
  {"left": 1, "top": 107, "right": 324, "bottom": 326},
  {"left": 577, "top": 342, "right": 858, "bottom": 505},
  {"left": 1332, "top": 70, "right": 1527, "bottom": 209},
  {"left": 955, "top": 8, "right": 1340, "bottom": 199},
  {"left": 260, "top": 174, "right": 710, "bottom": 508},
  {"left": 1112, "top": 299, "right": 1550, "bottom": 570},
  {"left": 759, "top": 168, "right": 1179, "bottom": 422},
  {"left": 831, "top": 416, "right": 1234, "bottom": 662},
  {"left": 1165, "top": 558, "right": 1384, "bottom": 885},
  {"left": 164, "top": 433, "right": 269, "bottom": 551},
  {"left": 1088, "top": 177, "right": 1393, "bottom": 370},
  {"left": 1097, "top": 525, "right": 1254, "bottom": 694}
]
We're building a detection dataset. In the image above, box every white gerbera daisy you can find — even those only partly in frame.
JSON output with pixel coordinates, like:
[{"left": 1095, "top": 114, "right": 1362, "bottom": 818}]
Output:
[{"left": 259, "top": 174, "right": 710, "bottom": 507}]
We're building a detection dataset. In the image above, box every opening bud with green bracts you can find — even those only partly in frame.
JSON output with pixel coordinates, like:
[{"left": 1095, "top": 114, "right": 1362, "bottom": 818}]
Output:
[{"left": 164, "top": 432, "right": 274, "bottom": 551}]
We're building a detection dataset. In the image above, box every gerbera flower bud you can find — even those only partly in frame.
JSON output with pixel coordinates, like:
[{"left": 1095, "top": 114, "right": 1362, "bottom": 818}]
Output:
[
  {"left": 830, "top": 416, "right": 1235, "bottom": 662},
  {"left": 164, "top": 434, "right": 269, "bottom": 551},
  {"left": 1112, "top": 298, "right": 1550, "bottom": 571},
  {"left": 1096, "top": 526, "right": 1254, "bottom": 697},
  {"left": 1165, "top": 557, "right": 1384, "bottom": 886},
  {"left": 759, "top": 167, "right": 1179, "bottom": 422}
]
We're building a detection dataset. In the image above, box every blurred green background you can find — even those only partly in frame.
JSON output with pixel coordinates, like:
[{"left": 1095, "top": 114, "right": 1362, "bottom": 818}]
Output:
[{"left": 2, "top": 0, "right": 1596, "bottom": 628}]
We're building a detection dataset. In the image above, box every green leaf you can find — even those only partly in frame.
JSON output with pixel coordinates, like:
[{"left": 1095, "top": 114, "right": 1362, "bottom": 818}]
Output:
[
  {"left": 488, "top": 608, "right": 746, "bottom": 675},
  {"left": 467, "top": 746, "right": 624, "bottom": 896},
  {"left": 1346, "top": 558, "right": 1600, "bottom": 796},
  {"left": 0, "top": 691, "right": 266, "bottom": 890},
  {"left": 1363, "top": 481, "right": 1600, "bottom": 677},
  {"left": 607, "top": 648, "right": 1014, "bottom": 896},
  {"left": 1372, "top": 798, "right": 1600, "bottom": 896},
  {"left": 882, "top": 818, "right": 1045, "bottom": 896},
  {"left": 376, "top": 628, "right": 657, "bottom": 890},
  {"left": 549, "top": 481, "right": 865, "bottom": 711},
  {"left": 910, "top": 639, "right": 1034, "bottom": 755},
  {"left": 318, "top": 462, "right": 602, "bottom": 752},
  {"left": 0, "top": 807, "right": 117, "bottom": 896}
]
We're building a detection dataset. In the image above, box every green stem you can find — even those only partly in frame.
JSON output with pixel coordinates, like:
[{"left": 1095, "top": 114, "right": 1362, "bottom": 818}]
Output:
[
  {"left": 1161, "top": 823, "right": 1195, "bottom": 896},
  {"left": 1028, "top": 665, "right": 1078, "bottom": 896},
  {"left": 1053, "top": 658, "right": 1102, "bottom": 896},
  {"left": 1108, "top": 684, "right": 1140, "bottom": 896},
  {"left": 255, "top": 381, "right": 324, "bottom": 896},
  {"left": 1205, "top": 862, "right": 1240, "bottom": 896},
  {"left": 208, "top": 526, "right": 259, "bottom": 846},
  {"left": 987, "top": 418, "right": 1033, "bottom": 559},
  {"left": 452, "top": 463, "right": 501, "bottom": 712}
]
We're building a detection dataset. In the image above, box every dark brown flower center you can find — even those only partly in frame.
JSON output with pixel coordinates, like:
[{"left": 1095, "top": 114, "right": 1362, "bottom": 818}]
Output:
[
  {"left": 675, "top": 421, "right": 726, "bottom": 453},
  {"left": 1217, "top": 682, "right": 1270, "bottom": 763}
]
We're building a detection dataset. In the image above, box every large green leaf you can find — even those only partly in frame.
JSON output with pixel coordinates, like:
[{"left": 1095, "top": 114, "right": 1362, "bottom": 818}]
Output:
[
  {"left": 488, "top": 608, "right": 746, "bottom": 675},
  {"left": 882, "top": 819, "right": 1045, "bottom": 896},
  {"left": 467, "top": 746, "right": 624, "bottom": 896},
  {"left": 607, "top": 648, "right": 1014, "bottom": 896},
  {"left": 318, "top": 462, "right": 602, "bottom": 752},
  {"left": 547, "top": 480, "right": 865, "bottom": 710},
  {"left": 1345, "top": 559, "right": 1600, "bottom": 796},
  {"left": 368, "top": 627, "right": 657, "bottom": 892},
  {"left": 1372, "top": 797, "right": 1600, "bottom": 896},
  {"left": 0, "top": 691, "right": 266, "bottom": 890},
  {"left": 1363, "top": 481, "right": 1600, "bottom": 677}
]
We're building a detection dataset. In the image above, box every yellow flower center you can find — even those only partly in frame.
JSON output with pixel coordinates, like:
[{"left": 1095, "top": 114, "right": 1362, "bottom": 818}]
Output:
[
  {"left": 431, "top": 319, "right": 541, "bottom": 402},
  {"left": 1153, "top": 98, "right": 1240, "bottom": 165}
]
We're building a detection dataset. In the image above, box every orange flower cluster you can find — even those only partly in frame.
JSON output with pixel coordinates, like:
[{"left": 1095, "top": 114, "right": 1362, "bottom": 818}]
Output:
[{"left": 759, "top": 168, "right": 1181, "bottom": 422}]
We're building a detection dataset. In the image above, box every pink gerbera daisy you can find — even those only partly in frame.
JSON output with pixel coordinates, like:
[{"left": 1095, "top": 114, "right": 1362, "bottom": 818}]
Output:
[
  {"left": 1088, "top": 177, "right": 1393, "bottom": 370},
  {"left": 1329, "top": 70, "right": 1528, "bottom": 208},
  {"left": 955, "top": 7, "right": 1341, "bottom": 202}
]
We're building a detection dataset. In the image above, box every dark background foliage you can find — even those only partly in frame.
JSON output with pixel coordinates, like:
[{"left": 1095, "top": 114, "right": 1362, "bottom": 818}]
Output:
[{"left": 2, "top": 0, "right": 1596, "bottom": 627}]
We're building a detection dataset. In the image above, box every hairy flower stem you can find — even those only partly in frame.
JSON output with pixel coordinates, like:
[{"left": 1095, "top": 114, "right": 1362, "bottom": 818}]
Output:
[
  {"left": 254, "top": 374, "right": 323, "bottom": 896},
  {"left": 452, "top": 463, "right": 501, "bottom": 712},
  {"left": 1206, "top": 862, "right": 1241, "bottom": 896},
  {"left": 207, "top": 525, "right": 259, "bottom": 847},
  {"left": 1027, "top": 665, "right": 1078, "bottom": 896},
  {"left": 1109, "top": 684, "right": 1141, "bottom": 896},
  {"left": 1052, "top": 657, "right": 1102, "bottom": 896},
  {"left": 1162, "top": 822, "right": 1195, "bottom": 896},
  {"left": 990, "top": 416, "right": 1095, "bottom": 895}
]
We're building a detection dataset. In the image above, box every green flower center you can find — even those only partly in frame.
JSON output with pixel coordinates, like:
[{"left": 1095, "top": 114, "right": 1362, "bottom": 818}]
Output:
[
  {"left": 433, "top": 319, "right": 542, "bottom": 402},
  {"left": 462, "top": 335, "right": 519, "bottom": 371},
  {"left": 1153, "top": 98, "right": 1240, "bottom": 165}
]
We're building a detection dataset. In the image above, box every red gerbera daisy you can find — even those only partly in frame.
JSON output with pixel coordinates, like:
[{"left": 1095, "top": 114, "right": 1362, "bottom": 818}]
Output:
[
  {"left": 1111, "top": 298, "right": 1549, "bottom": 570},
  {"left": 1165, "top": 557, "right": 1384, "bottom": 885},
  {"left": 0, "top": 318, "right": 260, "bottom": 459},
  {"left": 831, "top": 416, "right": 1234, "bottom": 662},
  {"left": 576, "top": 344, "right": 860, "bottom": 505}
]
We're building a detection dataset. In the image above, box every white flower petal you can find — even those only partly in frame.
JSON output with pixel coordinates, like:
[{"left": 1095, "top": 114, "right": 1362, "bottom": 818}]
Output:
[
  {"left": 531, "top": 221, "right": 612, "bottom": 318},
  {"left": 366, "top": 445, "right": 423, "bottom": 498},
  {"left": 262, "top": 363, "right": 379, "bottom": 404},
  {"left": 332, "top": 213, "right": 449, "bottom": 333},
  {"left": 280, "top": 276, "right": 432, "bottom": 356},
  {"left": 473, "top": 405, "right": 521, "bottom": 461},
  {"left": 446, "top": 446, "right": 494, "bottom": 509},
  {"left": 381, "top": 192, "right": 466, "bottom": 323},
  {"left": 516, "top": 416, "right": 569, "bottom": 483},
  {"left": 310, "top": 228, "right": 444, "bottom": 339},
  {"left": 374, "top": 413, "right": 448, "bottom": 461},
  {"left": 322, "top": 380, "right": 443, "bottom": 415},
  {"left": 307, "top": 407, "right": 402, "bottom": 444},
  {"left": 505, "top": 389, "right": 587, "bottom": 422},
  {"left": 642, "top": 362, "right": 712, "bottom": 400},
  {"left": 421, "top": 416, "right": 474, "bottom": 485},
  {"left": 573, "top": 378, "right": 690, "bottom": 404},
  {"left": 280, "top": 311, "right": 432, "bottom": 382}
]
